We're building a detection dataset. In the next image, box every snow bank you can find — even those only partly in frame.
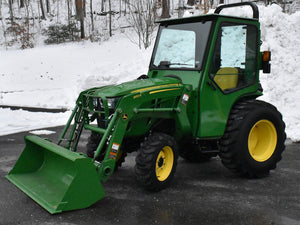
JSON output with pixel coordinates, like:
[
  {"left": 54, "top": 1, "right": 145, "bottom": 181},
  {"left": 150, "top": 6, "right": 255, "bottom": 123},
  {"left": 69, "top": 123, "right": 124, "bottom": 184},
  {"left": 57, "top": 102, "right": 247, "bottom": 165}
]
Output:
[
  {"left": 0, "top": 5, "right": 299, "bottom": 141},
  {"left": 1, "top": 34, "right": 151, "bottom": 109},
  {"left": 0, "top": 34, "right": 152, "bottom": 136},
  {"left": 0, "top": 108, "right": 71, "bottom": 136},
  {"left": 258, "top": 4, "right": 300, "bottom": 142}
]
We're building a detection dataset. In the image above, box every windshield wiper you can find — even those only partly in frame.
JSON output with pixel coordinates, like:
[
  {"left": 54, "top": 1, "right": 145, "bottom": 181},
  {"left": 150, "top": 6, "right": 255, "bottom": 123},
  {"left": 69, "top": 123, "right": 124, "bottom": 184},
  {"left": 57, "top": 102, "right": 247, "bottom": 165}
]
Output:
[{"left": 158, "top": 61, "right": 193, "bottom": 68}]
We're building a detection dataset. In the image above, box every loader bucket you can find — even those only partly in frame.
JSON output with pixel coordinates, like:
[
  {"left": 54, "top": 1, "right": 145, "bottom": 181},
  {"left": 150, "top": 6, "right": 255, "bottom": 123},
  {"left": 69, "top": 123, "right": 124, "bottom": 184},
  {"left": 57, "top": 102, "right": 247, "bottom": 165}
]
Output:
[{"left": 6, "top": 135, "right": 105, "bottom": 214}]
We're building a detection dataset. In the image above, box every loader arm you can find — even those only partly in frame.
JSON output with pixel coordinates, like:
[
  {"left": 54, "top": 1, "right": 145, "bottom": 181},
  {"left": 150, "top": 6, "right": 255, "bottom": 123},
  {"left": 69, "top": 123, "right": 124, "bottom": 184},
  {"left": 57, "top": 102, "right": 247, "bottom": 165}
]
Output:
[{"left": 6, "top": 80, "right": 192, "bottom": 214}]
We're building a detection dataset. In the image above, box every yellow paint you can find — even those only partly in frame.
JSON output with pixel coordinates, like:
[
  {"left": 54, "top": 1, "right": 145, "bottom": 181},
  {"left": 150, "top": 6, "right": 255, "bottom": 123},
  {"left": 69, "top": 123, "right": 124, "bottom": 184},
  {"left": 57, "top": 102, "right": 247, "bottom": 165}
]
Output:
[
  {"left": 149, "top": 88, "right": 180, "bottom": 95},
  {"left": 133, "top": 94, "right": 142, "bottom": 99},
  {"left": 248, "top": 119, "right": 277, "bottom": 162},
  {"left": 156, "top": 146, "right": 174, "bottom": 181},
  {"left": 131, "top": 84, "right": 180, "bottom": 94},
  {"left": 214, "top": 67, "right": 239, "bottom": 90},
  {"left": 122, "top": 114, "right": 128, "bottom": 120}
]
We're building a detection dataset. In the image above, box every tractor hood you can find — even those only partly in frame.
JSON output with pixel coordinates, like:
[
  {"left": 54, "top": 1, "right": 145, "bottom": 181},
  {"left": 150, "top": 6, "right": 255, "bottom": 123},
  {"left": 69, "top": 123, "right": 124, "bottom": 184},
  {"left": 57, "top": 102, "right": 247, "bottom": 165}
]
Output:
[{"left": 89, "top": 77, "right": 182, "bottom": 98}]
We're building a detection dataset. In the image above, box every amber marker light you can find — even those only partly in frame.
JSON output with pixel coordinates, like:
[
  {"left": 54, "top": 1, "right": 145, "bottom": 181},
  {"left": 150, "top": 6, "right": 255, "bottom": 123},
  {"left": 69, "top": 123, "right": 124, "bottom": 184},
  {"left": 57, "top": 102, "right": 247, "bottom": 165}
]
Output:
[{"left": 263, "top": 51, "right": 271, "bottom": 61}]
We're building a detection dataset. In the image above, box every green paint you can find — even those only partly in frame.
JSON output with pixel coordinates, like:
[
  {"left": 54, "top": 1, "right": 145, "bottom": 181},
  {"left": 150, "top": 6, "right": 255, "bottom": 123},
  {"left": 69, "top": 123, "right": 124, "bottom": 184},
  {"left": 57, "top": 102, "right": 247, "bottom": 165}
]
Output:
[{"left": 7, "top": 3, "right": 269, "bottom": 213}]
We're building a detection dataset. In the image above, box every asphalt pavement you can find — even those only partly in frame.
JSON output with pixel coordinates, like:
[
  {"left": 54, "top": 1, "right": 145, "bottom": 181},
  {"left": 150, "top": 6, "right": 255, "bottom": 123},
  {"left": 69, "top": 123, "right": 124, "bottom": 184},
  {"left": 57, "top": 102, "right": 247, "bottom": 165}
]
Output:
[{"left": 0, "top": 126, "right": 299, "bottom": 225}]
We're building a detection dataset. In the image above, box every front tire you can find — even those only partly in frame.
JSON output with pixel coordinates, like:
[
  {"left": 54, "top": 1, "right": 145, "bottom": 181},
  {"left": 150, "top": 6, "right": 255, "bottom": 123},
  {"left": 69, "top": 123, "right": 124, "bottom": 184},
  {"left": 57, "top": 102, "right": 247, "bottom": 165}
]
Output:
[
  {"left": 135, "top": 132, "right": 178, "bottom": 191},
  {"left": 86, "top": 132, "right": 126, "bottom": 170},
  {"left": 219, "top": 99, "right": 286, "bottom": 178}
]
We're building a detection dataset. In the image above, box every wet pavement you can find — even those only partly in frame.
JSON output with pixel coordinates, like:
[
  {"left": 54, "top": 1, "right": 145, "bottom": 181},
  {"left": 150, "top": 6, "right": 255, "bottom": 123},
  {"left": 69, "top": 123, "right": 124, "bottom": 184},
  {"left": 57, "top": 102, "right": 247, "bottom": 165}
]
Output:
[{"left": 0, "top": 127, "right": 299, "bottom": 225}]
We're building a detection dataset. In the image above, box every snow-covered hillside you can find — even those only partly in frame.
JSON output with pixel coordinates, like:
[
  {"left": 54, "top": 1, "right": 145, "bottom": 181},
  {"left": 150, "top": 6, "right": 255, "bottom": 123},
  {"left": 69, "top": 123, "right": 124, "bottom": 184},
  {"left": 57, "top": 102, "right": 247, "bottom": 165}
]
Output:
[{"left": 0, "top": 4, "right": 299, "bottom": 142}]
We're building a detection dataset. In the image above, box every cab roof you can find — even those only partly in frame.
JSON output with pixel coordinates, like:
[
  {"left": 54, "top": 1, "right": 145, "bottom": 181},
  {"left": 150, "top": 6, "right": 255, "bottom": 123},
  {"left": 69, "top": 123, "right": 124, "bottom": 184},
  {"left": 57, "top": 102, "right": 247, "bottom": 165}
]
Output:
[
  {"left": 156, "top": 2, "right": 259, "bottom": 25},
  {"left": 156, "top": 13, "right": 258, "bottom": 26}
]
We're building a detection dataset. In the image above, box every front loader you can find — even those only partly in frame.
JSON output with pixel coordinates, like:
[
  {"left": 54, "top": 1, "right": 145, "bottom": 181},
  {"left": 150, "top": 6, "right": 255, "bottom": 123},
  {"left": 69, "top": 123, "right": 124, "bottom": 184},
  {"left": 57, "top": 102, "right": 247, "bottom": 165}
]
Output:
[{"left": 7, "top": 2, "right": 286, "bottom": 214}]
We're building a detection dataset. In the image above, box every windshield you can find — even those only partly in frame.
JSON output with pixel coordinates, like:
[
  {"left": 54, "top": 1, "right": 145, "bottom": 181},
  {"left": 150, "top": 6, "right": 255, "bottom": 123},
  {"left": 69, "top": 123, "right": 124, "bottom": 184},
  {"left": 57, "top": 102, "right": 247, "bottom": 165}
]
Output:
[{"left": 151, "top": 21, "right": 212, "bottom": 70}]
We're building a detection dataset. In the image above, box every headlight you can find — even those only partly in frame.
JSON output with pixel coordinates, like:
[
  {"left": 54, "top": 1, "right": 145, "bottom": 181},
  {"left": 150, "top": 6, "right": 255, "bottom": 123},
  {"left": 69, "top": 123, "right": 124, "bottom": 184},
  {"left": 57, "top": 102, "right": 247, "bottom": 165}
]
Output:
[
  {"left": 93, "top": 97, "right": 104, "bottom": 110},
  {"left": 93, "top": 97, "right": 98, "bottom": 106},
  {"left": 107, "top": 97, "right": 121, "bottom": 109}
]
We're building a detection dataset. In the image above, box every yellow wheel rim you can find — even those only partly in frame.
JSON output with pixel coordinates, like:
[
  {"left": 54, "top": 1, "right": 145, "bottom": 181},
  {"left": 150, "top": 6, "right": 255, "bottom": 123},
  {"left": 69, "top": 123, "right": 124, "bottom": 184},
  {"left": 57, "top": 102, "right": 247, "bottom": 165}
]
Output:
[
  {"left": 156, "top": 146, "right": 174, "bottom": 181},
  {"left": 248, "top": 119, "right": 277, "bottom": 162}
]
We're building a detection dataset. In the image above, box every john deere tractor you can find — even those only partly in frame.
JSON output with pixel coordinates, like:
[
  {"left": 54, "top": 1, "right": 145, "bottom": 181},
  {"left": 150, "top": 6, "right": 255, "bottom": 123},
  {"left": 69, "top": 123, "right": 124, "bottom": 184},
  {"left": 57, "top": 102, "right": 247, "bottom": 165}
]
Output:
[{"left": 7, "top": 2, "right": 286, "bottom": 214}]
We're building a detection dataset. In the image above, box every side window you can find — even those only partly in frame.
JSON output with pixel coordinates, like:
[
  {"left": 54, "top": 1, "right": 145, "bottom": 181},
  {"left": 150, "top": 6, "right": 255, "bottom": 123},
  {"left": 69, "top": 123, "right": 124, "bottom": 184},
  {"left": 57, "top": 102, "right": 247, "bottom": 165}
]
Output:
[{"left": 210, "top": 23, "right": 258, "bottom": 92}]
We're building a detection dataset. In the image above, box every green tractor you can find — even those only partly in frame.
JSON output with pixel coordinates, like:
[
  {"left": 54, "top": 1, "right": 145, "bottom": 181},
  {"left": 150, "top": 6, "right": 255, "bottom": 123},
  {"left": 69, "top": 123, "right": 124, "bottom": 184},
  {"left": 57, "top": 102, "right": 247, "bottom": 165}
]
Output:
[{"left": 7, "top": 2, "right": 286, "bottom": 214}]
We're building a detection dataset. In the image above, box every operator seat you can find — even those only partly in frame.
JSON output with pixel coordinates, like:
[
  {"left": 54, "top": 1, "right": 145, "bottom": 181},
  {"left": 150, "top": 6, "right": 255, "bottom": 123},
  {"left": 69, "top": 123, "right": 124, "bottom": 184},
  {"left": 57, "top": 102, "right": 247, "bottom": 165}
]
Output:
[{"left": 214, "top": 67, "right": 239, "bottom": 91}]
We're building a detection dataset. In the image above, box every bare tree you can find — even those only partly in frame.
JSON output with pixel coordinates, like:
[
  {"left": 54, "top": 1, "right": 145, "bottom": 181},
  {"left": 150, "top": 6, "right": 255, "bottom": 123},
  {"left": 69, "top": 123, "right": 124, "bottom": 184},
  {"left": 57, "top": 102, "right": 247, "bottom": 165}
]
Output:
[
  {"left": 0, "top": 0, "right": 8, "bottom": 48},
  {"left": 67, "top": 0, "right": 71, "bottom": 24},
  {"left": 75, "top": 0, "right": 85, "bottom": 38},
  {"left": 20, "top": 0, "right": 24, "bottom": 8},
  {"left": 83, "top": 0, "right": 86, "bottom": 17},
  {"left": 8, "top": 0, "right": 14, "bottom": 23},
  {"left": 108, "top": 0, "right": 112, "bottom": 37},
  {"left": 39, "top": 0, "right": 46, "bottom": 20},
  {"left": 45, "top": 0, "right": 50, "bottom": 13},
  {"left": 90, "top": 0, "right": 94, "bottom": 32},
  {"left": 187, "top": 0, "right": 196, "bottom": 6},
  {"left": 161, "top": 0, "right": 170, "bottom": 18},
  {"left": 178, "top": 0, "right": 184, "bottom": 18},
  {"left": 128, "top": 0, "right": 156, "bottom": 49},
  {"left": 124, "top": 0, "right": 129, "bottom": 16},
  {"left": 101, "top": 0, "right": 105, "bottom": 12}
]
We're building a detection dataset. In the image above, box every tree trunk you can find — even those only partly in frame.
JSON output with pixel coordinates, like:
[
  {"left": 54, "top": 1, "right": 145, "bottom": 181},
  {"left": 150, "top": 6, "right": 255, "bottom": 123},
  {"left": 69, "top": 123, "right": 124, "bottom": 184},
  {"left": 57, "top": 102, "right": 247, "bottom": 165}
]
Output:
[
  {"left": 56, "top": 0, "right": 59, "bottom": 22},
  {"left": 20, "top": 0, "right": 24, "bottom": 8},
  {"left": 109, "top": 0, "right": 112, "bottom": 37},
  {"left": 101, "top": 0, "right": 105, "bottom": 12},
  {"left": 40, "top": 0, "right": 46, "bottom": 20},
  {"left": 8, "top": 0, "right": 14, "bottom": 23},
  {"left": 178, "top": 0, "right": 184, "bottom": 18},
  {"left": 161, "top": 0, "right": 170, "bottom": 18},
  {"left": 187, "top": 0, "right": 196, "bottom": 6},
  {"left": 124, "top": 0, "right": 128, "bottom": 16},
  {"left": 83, "top": 0, "right": 86, "bottom": 17},
  {"left": 67, "top": 0, "right": 71, "bottom": 24},
  {"left": 90, "top": 0, "right": 94, "bottom": 32},
  {"left": 80, "top": 17, "right": 85, "bottom": 38},
  {"left": 45, "top": 0, "right": 50, "bottom": 13},
  {"left": 75, "top": 0, "right": 85, "bottom": 38}
]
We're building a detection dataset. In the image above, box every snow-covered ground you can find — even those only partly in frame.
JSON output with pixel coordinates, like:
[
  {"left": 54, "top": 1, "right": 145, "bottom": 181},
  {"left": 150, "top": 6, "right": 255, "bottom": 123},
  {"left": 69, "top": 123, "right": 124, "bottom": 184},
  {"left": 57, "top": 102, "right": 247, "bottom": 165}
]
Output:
[
  {"left": 0, "top": 35, "right": 152, "bottom": 135},
  {"left": 0, "top": 4, "right": 299, "bottom": 142}
]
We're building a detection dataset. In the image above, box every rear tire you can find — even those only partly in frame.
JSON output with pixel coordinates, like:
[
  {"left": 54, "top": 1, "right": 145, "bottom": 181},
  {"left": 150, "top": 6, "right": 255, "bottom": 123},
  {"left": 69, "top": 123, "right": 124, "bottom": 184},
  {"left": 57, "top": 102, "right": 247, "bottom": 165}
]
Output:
[
  {"left": 219, "top": 99, "right": 286, "bottom": 178},
  {"left": 135, "top": 132, "right": 178, "bottom": 191}
]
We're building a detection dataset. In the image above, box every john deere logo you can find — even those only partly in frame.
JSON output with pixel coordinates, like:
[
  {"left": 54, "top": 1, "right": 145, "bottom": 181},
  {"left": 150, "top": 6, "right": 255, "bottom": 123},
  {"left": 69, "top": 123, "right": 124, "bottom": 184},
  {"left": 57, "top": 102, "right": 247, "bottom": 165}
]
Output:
[{"left": 122, "top": 114, "right": 128, "bottom": 120}]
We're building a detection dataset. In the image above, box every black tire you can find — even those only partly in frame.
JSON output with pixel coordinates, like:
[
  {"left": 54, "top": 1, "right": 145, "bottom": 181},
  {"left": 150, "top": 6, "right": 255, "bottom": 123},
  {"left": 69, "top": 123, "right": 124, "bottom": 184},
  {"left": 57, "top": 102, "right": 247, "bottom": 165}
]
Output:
[
  {"left": 86, "top": 132, "right": 103, "bottom": 160},
  {"left": 219, "top": 99, "right": 286, "bottom": 178},
  {"left": 135, "top": 132, "right": 178, "bottom": 191},
  {"left": 179, "top": 143, "right": 215, "bottom": 162},
  {"left": 86, "top": 132, "right": 126, "bottom": 169}
]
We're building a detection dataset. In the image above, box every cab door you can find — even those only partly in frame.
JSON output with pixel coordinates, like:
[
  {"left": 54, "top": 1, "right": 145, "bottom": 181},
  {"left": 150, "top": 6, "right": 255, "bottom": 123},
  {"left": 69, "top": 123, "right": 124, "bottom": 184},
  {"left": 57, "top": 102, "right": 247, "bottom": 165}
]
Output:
[{"left": 197, "top": 21, "right": 259, "bottom": 138}]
